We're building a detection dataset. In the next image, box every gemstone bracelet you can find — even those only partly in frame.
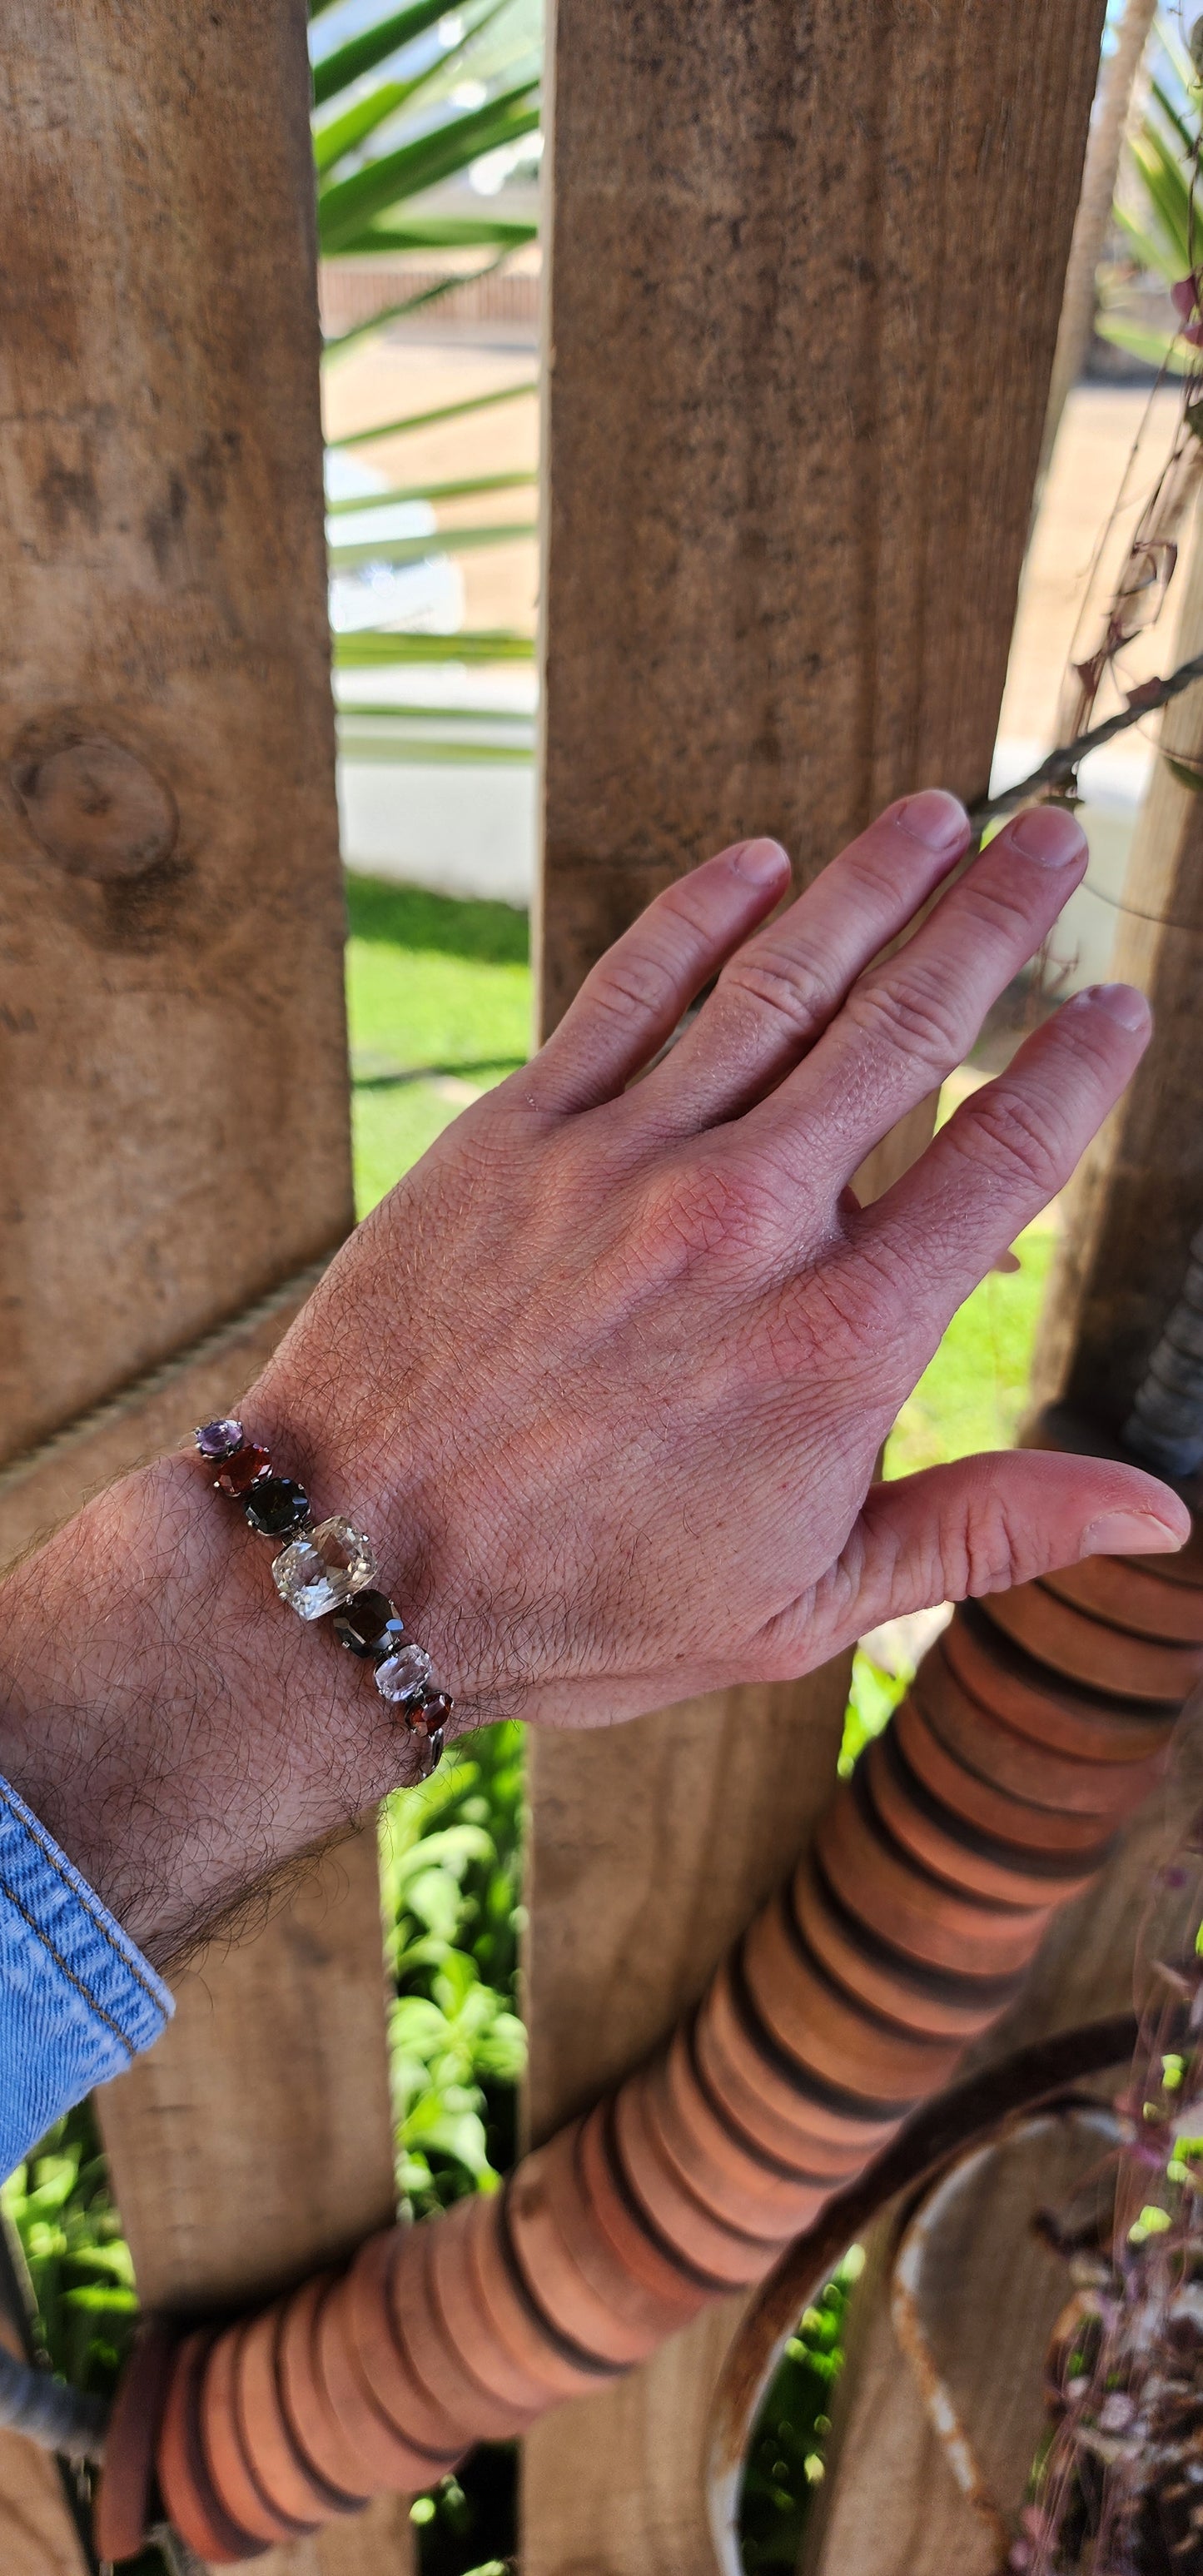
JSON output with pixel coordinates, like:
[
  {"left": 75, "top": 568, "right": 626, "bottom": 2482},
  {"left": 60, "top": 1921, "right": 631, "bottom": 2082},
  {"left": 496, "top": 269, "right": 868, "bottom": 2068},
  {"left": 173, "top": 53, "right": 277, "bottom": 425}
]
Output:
[{"left": 193, "top": 1419, "right": 451, "bottom": 1778}]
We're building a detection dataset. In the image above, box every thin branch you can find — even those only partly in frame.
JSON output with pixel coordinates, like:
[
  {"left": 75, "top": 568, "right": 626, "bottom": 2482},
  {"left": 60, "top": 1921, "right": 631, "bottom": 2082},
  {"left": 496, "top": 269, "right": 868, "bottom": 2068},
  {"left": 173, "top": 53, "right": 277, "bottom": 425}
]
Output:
[{"left": 968, "top": 645, "right": 1203, "bottom": 827}]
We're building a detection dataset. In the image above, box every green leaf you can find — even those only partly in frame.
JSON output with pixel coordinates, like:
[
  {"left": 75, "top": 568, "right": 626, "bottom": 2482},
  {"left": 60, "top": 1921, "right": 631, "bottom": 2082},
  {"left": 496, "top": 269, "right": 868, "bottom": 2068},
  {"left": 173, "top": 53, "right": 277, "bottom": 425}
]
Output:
[
  {"left": 346, "top": 213, "right": 537, "bottom": 251},
  {"left": 1095, "top": 310, "right": 1192, "bottom": 373},
  {"left": 329, "top": 518, "right": 536, "bottom": 569},
  {"left": 311, "top": 0, "right": 458, "bottom": 111},
  {"left": 314, "top": 78, "right": 423, "bottom": 175},
  {"left": 326, "top": 377, "right": 537, "bottom": 452},
  {"left": 1127, "top": 127, "right": 1192, "bottom": 271},
  {"left": 317, "top": 87, "right": 539, "bottom": 253},
  {"left": 333, "top": 628, "right": 534, "bottom": 663},
  {"left": 328, "top": 468, "right": 535, "bottom": 515}
]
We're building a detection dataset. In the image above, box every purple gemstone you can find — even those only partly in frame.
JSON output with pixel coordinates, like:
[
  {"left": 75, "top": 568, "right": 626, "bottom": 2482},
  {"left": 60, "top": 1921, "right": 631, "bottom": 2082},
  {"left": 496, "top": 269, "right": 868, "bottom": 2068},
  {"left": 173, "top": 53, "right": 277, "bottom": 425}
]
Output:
[{"left": 195, "top": 1418, "right": 245, "bottom": 1462}]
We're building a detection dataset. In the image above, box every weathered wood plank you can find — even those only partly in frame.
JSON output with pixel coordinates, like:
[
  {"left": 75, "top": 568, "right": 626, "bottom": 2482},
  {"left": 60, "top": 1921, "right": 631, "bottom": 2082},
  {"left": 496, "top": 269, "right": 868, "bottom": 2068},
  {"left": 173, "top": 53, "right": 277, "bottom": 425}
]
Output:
[
  {"left": 0, "top": 9, "right": 405, "bottom": 2569},
  {"left": 524, "top": 0, "right": 1106, "bottom": 2566},
  {"left": 1033, "top": 496, "right": 1203, "bottom": 1428}
]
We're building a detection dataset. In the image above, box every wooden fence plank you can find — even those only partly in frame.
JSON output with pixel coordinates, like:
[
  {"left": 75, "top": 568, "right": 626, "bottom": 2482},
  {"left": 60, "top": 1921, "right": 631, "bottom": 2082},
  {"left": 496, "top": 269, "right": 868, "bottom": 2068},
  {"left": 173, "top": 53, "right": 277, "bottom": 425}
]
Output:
[
  {"left": 524, "top": 0, "right": 1106, "bottom": 2568},
  {"left": 810, "top": 482, "right": 1203, "bottom": 2576},
  {"left": 0, "top": 8, "right": 406, "bottom": 2569}
]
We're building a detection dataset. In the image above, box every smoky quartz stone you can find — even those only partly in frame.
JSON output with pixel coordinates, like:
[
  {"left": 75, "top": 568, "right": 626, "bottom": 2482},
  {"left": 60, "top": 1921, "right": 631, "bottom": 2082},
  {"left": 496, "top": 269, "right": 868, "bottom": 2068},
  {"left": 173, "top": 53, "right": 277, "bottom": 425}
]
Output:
[
  {"left": 273, "top": 1516, "right": 377, "bottom": 1619},
  {"left": 331, "top": 1590, "right": 403, "bottom": 1659},
  {"left": 243, "top": 1477, "right": 311, "bottom": 1539}
]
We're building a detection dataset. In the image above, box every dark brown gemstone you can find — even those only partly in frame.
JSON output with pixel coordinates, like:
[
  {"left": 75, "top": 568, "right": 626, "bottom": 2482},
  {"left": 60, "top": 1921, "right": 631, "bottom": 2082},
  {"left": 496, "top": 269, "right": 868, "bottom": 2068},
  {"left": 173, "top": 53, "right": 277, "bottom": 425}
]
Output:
[
  {"left": 331, "top": 1591, "right": 400, "bottom": 1658},
  {"left": 415, "top": 1692, "right": 452, "bottom": 1733},
  {"left": 243, "top": 1477, "right": 310, "bottom": 1537},
  {"left": 215, "top": 1444, "right": 271, "bottom": 1497}
]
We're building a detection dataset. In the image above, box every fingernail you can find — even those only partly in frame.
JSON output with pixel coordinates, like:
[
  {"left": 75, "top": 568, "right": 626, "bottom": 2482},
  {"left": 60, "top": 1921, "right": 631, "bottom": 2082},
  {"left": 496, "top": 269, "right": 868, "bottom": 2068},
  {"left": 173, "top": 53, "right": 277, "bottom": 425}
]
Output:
[
  {"left": 1070, "top": 981, "right": 1151, "bottom": 1035},
  {"left": 1006, "top": 805, "right": 1086, "bottom": 866},
  {"left": 895, "top": 788, "right": 967, "bottom": 851},
  {"left": 1081, "top": 1509, "right": 1186, "bottom": 1557},
  {"left": 729, "top": 838, "right": 790, "bottom": 885}
]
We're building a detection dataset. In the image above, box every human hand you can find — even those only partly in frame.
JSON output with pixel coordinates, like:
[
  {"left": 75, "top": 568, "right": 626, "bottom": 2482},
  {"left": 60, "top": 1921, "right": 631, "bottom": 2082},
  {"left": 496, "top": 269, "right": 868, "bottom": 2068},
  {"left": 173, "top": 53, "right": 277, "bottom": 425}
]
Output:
[{"left": 254, "top": 788, "right": 1189, "bottom": 1738}]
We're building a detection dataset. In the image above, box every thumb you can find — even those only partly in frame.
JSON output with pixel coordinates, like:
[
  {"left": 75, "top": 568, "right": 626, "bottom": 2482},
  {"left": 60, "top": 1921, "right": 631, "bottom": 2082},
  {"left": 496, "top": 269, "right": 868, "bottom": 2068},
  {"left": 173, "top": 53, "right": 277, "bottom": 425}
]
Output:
[{"left": 843, "top": 1448, "right": 1191, "bottom": 1634}]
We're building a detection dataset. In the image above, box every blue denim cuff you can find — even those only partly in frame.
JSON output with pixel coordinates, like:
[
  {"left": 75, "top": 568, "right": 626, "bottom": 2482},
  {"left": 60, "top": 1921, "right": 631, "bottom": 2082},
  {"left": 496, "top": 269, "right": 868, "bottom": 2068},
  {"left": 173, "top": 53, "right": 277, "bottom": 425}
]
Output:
[{"left": 0, "top": 1773, "right": 172, "bottom": 2180}]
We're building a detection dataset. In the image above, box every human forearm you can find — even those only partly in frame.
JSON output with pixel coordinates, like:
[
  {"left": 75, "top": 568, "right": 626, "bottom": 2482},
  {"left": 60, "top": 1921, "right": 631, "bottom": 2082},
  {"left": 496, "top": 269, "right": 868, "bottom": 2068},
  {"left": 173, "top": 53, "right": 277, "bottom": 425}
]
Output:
[{"left": 0, "top": 1445, "right": 434, "bottom": 1967}]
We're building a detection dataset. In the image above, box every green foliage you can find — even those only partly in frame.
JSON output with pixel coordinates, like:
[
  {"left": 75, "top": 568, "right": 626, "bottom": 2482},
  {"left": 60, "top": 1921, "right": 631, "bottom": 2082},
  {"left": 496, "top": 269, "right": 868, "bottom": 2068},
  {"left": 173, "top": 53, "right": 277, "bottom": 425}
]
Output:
[
  {"left": 380, "top": 1723, "right": 527, "bottom": 2212},
  {"left": 1, "top": 2100, "right": 137, "bottom": 2399},
  {"left": 739, "top": 2252, "right": 864, "bottom": 2572},
  {"left": 1098, "top": 27, "right": 1200, "bottom": 370},
  {"left": 839, "top": 1650, "right": 910, "bottom": 1776},
  {"left": 311, "top": 0, "right": 540, "bottom": 261}
]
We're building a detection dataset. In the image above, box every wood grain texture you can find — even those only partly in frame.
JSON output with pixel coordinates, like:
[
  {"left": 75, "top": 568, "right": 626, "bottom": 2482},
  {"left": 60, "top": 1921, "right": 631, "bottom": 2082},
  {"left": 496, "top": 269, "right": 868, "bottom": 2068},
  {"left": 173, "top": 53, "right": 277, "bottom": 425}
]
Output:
[
  {"left": 97, "top": 1821, "right": 395, "bottom": 2315},
  {"left": 537, "top": 0, "right": 1107, "bottom": 1033},
  {"left": 524, "top": 0, "right": 1105, "bottom": 2567},
  {"left": 1033, "top": 495, "right": 1203, "bottom": 1429},
  {"left": 0, "top": 10, "right": 404, "bottom": 2569},
  {"left": 0, "top": 0, "right": 353, "bottom": 1466},
  {"left": 803, "top": 1795, "right": 1168, "bottom": 2576}
]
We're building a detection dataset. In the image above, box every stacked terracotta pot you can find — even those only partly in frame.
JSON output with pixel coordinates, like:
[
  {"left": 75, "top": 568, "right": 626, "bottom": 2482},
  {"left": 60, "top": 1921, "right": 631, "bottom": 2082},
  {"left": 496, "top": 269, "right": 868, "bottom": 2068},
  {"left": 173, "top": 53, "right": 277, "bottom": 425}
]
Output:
[{"left": 97, "top": 1430, "right": 1203, "bottom": 2565}]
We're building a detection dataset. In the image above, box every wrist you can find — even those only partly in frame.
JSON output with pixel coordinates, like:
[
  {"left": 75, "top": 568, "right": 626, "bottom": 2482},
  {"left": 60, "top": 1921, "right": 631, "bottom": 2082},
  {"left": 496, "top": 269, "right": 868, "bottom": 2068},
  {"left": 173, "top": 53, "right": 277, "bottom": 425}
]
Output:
[{"left": 0, "top": 1444, "right": 442, "bottom": 1967}]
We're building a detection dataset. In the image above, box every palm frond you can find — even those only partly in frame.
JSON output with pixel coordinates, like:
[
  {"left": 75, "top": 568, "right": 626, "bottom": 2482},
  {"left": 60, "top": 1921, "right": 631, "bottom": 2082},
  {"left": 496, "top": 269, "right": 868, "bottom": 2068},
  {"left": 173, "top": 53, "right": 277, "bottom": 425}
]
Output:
[
  {"left": 326, "top": 384, "right": 538, "bottom": 452},
  {"left": 311, "top": 0, "right": 458, "bottom": 112},
  {"left": 317, "top": 86, "right": 539, "bottom": 255},
  {"left": 334, "top": 629, "right": 535, "bottom": 664},
  {"left": 327, "top": 469, "right": 536, "bottom": 515},
  {"left": 329, "top": 520, "right": 537, "bottom": 570},
  {"left": 345, "top": 214, "right": 536, "bottom": 251},
  {"left": 321, "top": 260, "right": 509, "bottom": 361}
]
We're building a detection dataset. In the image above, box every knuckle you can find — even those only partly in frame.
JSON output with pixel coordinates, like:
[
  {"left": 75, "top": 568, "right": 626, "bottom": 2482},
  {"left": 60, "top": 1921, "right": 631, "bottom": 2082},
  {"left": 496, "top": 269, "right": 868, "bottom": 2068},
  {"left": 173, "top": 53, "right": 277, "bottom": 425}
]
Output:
[
  {"left": 844, "top": 968, "right": 964, "bottom": 1072},
  {"left": 721, "top": 941, "right": 838, "bottom": 1040},
  {"left": 585, "top": 943, "right": 679, "bottom": 1028},
  {"left": 945, "top": 1494, "right": 1025, "bottom": 1601},
  {"left": 642, "top": 1151, "right": 783, "bottom": 1271},
  {"left": 954, "top": 1087, "right": 1064, "bottom": 1195}
]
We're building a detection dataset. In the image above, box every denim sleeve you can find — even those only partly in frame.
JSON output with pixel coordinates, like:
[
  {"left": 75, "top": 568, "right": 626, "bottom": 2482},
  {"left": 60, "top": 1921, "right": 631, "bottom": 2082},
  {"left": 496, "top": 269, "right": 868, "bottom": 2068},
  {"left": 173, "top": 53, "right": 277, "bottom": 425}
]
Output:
[{"left": 0, "top": 1773, "right": 172, "bottom": 2180}]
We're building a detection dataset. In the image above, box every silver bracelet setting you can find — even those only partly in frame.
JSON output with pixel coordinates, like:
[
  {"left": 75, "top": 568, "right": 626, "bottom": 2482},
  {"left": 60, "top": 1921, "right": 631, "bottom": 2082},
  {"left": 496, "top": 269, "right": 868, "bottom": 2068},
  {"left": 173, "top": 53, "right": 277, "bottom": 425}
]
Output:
[{"left": 193, "top": 1419, "right": 451, "bottom": 1778}]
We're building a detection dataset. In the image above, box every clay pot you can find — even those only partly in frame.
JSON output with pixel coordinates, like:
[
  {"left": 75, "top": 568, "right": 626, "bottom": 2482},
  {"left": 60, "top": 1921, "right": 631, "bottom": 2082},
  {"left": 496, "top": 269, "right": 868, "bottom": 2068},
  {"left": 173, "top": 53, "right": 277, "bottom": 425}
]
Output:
[
  {"left": 507, "top": 2119, "right": 688, "bottom": 2362},
  {"left": 865, "top": 1728, "right": 1108, "bottom": 1907},
  {"left": 385, "top": 2219, "right": 538, "bottom": 2445},
  {"left": 942, "top": 1608, "right": 1175, "bottom": 1763},
  {"left": 793, "top": 1856, "right": 1019, "bottom": 2041},
  {"left": 573, "top": 2097, "right": 718, "bottom": 2330},
  {"left": 816, "top": 1769, "right": 1052, "bottom": 1978},
  {"left": 977, "top": 1580, "right": 1200, "bottom": 1703},
  {"left": 646, "top": 2025, "right": 830, "bottom": 2240},
  {"left": 158, "top": 2327, "right": 266, "bottom": 2566},
  {"left": 317, "top": 2262, "right": 470, "bottom": 2487},
  {"left": 199, "top": 2320, "right": 314, "bottom": 2544},
  {"left": 342, "top": 2230, "right": 478, "bottom": 2459},
  {"left": 894, "top": 1695, "right": 1126, "bottom": 1857},
  {"left": 277, "top": 2273, "right": 396, "bottom": 2502},
  {"left": 94, "top": 2318, "right": 177, "bottom": 2565},
  {"left": 235, "top": 2299, "right": 364, "bottom": 2526},
  {"left": 743, "top": 1892, "right": 962, "bottom": 2106},
  {"left": 694, "top": 1957, "right": 900, "bottom": 2176},
  {"left": 612, "top": 2067, "right": 783, "bottom": 2288},
  {"left": 1042, "top": 1549, "right": 1203, "bottom": 1643},
  {"left": 430, "top": 2181, "right": 605, "bottom": 2409},
  {"left": 915, "top": 1654, "right": 1165, "bottom": 1816}
]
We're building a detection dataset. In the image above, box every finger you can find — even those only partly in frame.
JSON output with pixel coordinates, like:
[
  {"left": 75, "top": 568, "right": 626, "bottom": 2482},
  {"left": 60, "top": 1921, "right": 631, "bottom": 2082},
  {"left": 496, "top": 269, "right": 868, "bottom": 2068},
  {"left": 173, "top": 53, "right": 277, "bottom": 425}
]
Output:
[
  {"left": 736, "top": 802, "right": 1088, "bottom": 1195},
  {"left": 817, "top": 1449, "right": 1189, "bottom": 1644},
  {"left": 527, "top": 838, "right": 790, "bottom": 1115},
  {"left": 635, "top": 788, "right": 971, "bottom": 1136},
  {"left": 859, "top": 981, "right": 1150, "bottom": 1329}
]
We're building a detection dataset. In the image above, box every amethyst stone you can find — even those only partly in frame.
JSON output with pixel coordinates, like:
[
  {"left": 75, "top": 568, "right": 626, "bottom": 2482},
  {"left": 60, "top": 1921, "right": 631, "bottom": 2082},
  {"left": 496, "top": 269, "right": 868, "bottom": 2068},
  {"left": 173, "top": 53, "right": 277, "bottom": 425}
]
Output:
[
  {"left": 243, "top": 1477, "right": 311, "bottom": 1538},
  {"left": 331, "top": 1591, "right": 404, "bottom": 1659},
  {"left": 195, "top": 1418, "right": 246, "bottom": 1463}
]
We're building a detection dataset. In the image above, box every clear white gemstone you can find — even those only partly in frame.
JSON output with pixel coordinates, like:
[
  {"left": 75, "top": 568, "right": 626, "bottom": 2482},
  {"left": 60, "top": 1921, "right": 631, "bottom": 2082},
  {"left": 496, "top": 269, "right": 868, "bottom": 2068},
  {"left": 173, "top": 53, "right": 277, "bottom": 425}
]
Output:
[
  {"left": 273, "top": 1516, "right": 376, "bottom": 1620},
  {"left": 375, "top": 1644, "right": 433, "bottom": 1705}
]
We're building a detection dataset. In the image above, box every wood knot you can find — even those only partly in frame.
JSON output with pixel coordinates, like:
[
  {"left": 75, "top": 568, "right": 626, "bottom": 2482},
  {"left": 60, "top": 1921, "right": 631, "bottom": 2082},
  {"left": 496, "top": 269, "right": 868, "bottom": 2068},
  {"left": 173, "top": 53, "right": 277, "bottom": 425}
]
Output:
[{"left": 11, "top": 735, "right": 177, "bottom": 881}]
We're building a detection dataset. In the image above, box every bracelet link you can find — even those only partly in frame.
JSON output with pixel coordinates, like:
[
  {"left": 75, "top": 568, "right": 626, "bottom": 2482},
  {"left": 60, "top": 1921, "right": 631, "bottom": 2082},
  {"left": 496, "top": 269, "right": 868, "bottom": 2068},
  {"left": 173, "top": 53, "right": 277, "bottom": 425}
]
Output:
[{"left": 193, "top": 1419, "right": 451, "bottom": 1778}]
